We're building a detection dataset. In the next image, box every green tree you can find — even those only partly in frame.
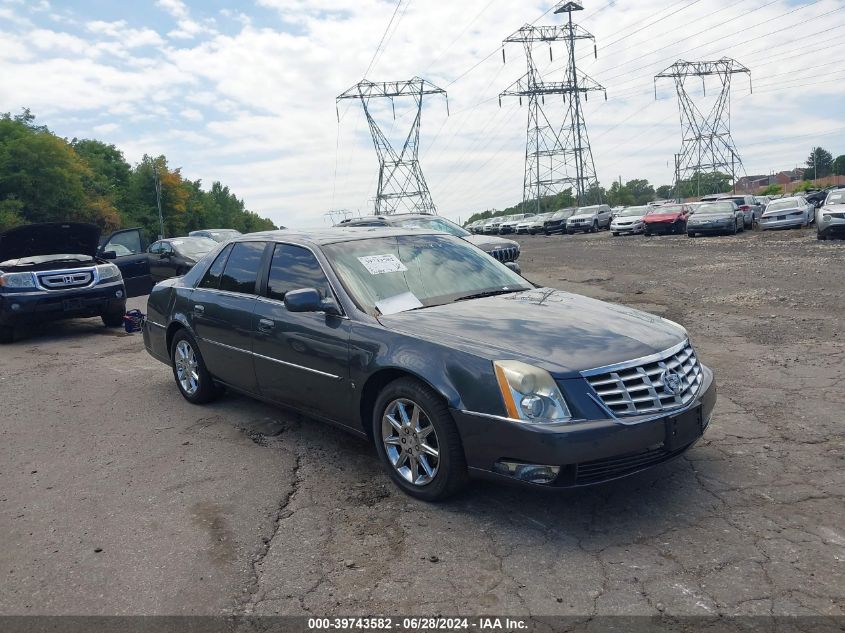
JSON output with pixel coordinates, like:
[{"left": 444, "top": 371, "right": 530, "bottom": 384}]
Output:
[
  {"left": 0, "top": 111, "right": 90, "bottom": 224},
  {"left": 655, "top": 185, "right": 673, "bottom": 199},
  {"left": 793, "top": 180, "right": 816, "bottom": 193},
  {"left": 624, "top": 179, "right": 655, "bottom": 205},
  {"left": 760, "top": 183, "right": 783, "bottom": 196},
  {"left": 806, "top": 147, "right": 833, "bottom": 179},
  {"left": 678, "top": 171, "right": 731, "bottom": 198},
  {"left": 833, "top": 154, "right": 845, "bottom": 176}
]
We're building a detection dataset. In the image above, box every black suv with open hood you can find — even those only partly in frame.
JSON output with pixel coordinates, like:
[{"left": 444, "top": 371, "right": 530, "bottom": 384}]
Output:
[{"left": 0, "top": 222, "right": 153, "bottom": 343}]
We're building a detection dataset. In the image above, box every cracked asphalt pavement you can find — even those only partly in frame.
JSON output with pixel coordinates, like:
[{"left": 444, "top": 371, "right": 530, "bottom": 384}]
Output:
[{"left": 1, "top": 227, "right": 843, "bottom": 621}]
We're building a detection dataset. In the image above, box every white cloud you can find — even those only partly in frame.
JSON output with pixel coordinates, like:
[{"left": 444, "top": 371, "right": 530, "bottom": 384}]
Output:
[{"left": 1, "top": 0, "right": 844, "bottom": 228}]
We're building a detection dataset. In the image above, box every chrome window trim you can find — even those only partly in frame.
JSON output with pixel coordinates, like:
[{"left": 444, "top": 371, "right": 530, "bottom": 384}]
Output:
[
  {"left": 201, "top": 337, "right": 342, "bottom": 380},
  {"left": 580, "top": 339, "right": 690, "bottom": 377},
  {"left": 263, "top": 241, "right": 348, "bottom": 317}
]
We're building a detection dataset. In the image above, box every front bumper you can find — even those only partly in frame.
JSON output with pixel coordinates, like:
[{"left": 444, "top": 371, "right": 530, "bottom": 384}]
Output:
[
  {"left": 0, "top": 281, "right": 126, "bottom": 326},
  {"left": 817, "top": 215, "right": 845, "bottom": 237},
  {"left": 687, "top": 222, "right": 734, "bottom": 234},
  {"left": 611, "top": 223, "right": 644, "bottom": 234},
  {"left": 453, "top": 365, "right": 716, "bottom": 488},
  {"left": 644, "top": 220, "right": 679, "bottom": 233}
]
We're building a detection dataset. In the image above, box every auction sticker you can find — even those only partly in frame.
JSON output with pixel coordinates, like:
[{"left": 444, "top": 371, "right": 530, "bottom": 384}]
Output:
[{"left": 358, "top": 254, "right": 408, "bottom": 275}]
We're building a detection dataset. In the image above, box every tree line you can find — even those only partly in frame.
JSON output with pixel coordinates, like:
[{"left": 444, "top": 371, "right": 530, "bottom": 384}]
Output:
[{"left": 0, "top": 110, "right": 277, "bottom": 237}]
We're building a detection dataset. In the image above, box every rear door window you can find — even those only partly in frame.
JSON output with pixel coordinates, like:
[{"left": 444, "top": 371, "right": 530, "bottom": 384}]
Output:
[
  {"left": 198, "top": 244, "right": 233, "bottom": 289},
  {"left": 219, "top": 242, "right": 266, "bottom": 294},
  {"left": 266, "top": 244, "right": 333, "bottom": 301}
]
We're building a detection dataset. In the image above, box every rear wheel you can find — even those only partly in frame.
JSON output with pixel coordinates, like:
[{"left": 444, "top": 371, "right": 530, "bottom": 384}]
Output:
[
  {"left": 170, "top": 330, "right": 219, "bottom": 404},
  {"left": 372, "top": 377, "right": 468, "bottom": 501},
  {"left": 817, "top": 231, "right": 826, "bottom": 241},
  {"left": 688, "top": 232, "right": 696, "bottom": 238}
]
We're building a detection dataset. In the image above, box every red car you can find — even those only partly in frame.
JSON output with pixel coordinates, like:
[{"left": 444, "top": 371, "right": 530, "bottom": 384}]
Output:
[{"left": 643, "top": 204, "right": 693, "bottom": 235}]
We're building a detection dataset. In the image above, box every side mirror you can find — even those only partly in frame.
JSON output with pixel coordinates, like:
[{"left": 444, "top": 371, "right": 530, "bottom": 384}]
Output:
[
  {"left": 101, "top": 250, "right": 117, "bottom": 260},
  {"left": 284, "top": 288, "right": 341, "bottom": 316},
  {"left": 504, "top": 261, "right": 522, "bottom": 275}
]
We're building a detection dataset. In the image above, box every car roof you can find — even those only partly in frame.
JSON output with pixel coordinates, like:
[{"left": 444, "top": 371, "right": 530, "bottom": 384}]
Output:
[{"left": 240, "top": 226, "right": 449, "bottom": 246}]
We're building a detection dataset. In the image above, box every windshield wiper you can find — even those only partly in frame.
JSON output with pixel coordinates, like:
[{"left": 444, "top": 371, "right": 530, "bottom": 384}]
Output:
[{"left": 453, "top": 288, "right": 521, "bottom": 303}]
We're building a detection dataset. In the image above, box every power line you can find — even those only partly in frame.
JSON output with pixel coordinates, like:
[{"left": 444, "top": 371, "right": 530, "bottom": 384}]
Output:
[{"left": 363, "top": 0, "right": 403, "bottom": 78}]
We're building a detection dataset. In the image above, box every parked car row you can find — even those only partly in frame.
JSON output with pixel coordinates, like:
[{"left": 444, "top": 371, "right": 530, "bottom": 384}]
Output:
[{"left": 473, "top": 189, "right": 845, "bottom": 241}]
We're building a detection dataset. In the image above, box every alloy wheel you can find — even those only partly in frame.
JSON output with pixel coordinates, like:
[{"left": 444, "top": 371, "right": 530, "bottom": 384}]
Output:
[
  {"left": 174, "top": 339, "right": 200, "bottom": 396},
  {"left": 381, "top": 398, "right": 440, "bottom": 486}
]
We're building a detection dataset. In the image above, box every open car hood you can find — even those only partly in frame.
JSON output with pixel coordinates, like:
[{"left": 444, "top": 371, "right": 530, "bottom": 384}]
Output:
[{"left": 0, "top": 222, "right": 101, "bottom": 262}]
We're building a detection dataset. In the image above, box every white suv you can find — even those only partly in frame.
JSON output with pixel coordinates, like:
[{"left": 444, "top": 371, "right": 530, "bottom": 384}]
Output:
[{"left": 566, "top": 205, "right": 613, "bottom": 234}]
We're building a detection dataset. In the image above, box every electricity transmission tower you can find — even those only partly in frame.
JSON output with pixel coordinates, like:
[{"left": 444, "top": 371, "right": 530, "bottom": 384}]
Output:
[
  {"left": 336, "top": 78, "right": 448, "bottom": 215},
  {"left": 655, "top": 58, "right": 751, "bottom": 197},
  {"left": 500, "top": 1, "right": 605, "bottom": 212}
]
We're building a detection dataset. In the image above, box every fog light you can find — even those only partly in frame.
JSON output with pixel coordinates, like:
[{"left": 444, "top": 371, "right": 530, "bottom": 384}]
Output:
[
  {"left": 10, "top": 303, "right": 20, "bottom": 311},
  {"left": 493, "top": 460, "right": 560, "bottom": 484},
  {"left": 115, "top": 290, "right": 123, "bottom": 298}
]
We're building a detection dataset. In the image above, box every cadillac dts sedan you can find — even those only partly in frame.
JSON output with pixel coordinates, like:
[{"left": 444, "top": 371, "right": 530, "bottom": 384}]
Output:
[{"left": 143, "top": 229, "right": 716, "bottom": 500}]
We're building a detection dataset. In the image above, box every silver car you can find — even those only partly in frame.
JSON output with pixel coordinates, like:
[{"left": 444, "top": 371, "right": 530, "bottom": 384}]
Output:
[
  {"left": 817, "top": 189, "right": 845, "bottom": 240},
  {"left": 610, "top": 206, "right": 650, "bottom": 236},
  {"left": 759, "top": 196, "right": 813, "bottom": 231}
]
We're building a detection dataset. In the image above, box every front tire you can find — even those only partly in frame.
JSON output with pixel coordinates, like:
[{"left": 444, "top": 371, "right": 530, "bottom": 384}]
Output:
[
  {"left": 170, "top": 330, "right": 219, "bottom": 404},
  {"left": 590, "top": 221, "right": 598, "bottom": 233},
  {"left": 0, "top": 325, "right": 14, "bottom": 344},
  {"left": 372, "top": 377, "right": 468, "bottom": 501},
  {"left": 102, "top": 310, "right": 124, "bottom": 328}
]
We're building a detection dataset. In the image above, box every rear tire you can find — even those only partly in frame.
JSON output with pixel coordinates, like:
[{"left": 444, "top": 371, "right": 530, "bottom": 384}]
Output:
[
  {"left": 372, "top": 377, "right": 468, "bottom": 501},
  {"left": 688, "top": 232, "right": 696, "bottom": 238},
  {"left": 0, "top": 325, "right": 14, "bottom": 344},
  {"left": 170, "top": 329, "right": 219, "bottom": 404},
  {"left": 817, "top": 232, "right": 826, "bottom": 241}
]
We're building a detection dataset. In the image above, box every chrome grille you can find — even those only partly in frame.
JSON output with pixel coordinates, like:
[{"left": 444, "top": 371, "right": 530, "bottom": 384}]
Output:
[
  {"left": 38, "top": 270, "right": 94, "bottom": 289},
  {"left": 583, "top": 342, "right": 703, "bottom": 416},
  {"left": 489, "top": 247, "right": 518, "bottom": 263}
]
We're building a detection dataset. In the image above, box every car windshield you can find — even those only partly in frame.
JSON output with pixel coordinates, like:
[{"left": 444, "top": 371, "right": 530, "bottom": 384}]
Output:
[
  {"left": 171, "top": 238, "right": 218, "bottom": 259},
  {"left": 202, "top": 230, "right": 241, "bottom": 242},
  {"left": 719, "top": 197, "right": 745, "bottom": 205},
  {"left": 618, "top": 207, "right": 649, "bottom": 217},
  {"left": 394, "top": 216, "right": 470, "bottom": 237},
  {"left": 826, "top": 191, "right": 845, "bottom": 204},
  {"left": 323, "top": 234, "right": 532, "bottom": 316},
  {"left": 693, "top": 203, "right": 734, "bottom": 214},
  {"left": 766, "top": 199, "right": 800, "bottom": 211},
  {"left": 553, "top": 209, "right": 574, "bottom": 219}
]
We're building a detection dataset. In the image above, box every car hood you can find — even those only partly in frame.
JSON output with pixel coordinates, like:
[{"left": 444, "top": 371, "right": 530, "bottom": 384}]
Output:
[
  {"left": 463, "top": 234, "right": 519, "bottom": 252},
  {"left": 0, "top": 222, "right": 100, "bottom": 262},
  {"left": 568, "top": 213, "right": 596, "bottom": 221},
  {"left": 612, "top": 216, "right": 645, "bottom": 223},
  {"left": 645, "top": 211, "right": 681, "bottom": 221},
  {"left": 378, "top": 288, "right": 687, "bottom": 376}
]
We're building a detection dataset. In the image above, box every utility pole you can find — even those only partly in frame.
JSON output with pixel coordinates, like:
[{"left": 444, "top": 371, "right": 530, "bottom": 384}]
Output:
[
  {"left": 674, "top": 153, "right": 681, "bottom": 202},
  {"left": 336, "top": 78, "right": 448, "bottom": 215},
  {"left": 500, "top": 1, "right": 605, "bottom": 211},
  {"left": 813, "top": 146, "right": 817, "bottom": 181},
  {"left": 152, "top": 160, "right": 164, "bottom": 240},
  {"left": 655, "top": 58, "right": 751, "bottom": 197}
]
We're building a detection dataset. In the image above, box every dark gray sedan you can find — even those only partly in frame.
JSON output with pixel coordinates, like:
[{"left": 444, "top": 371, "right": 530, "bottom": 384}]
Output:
[
  {"left": 143, "top": 229, "right": 716, "bottom": 500},
  {"left": 686, "top": 202, "right": 745, "bottom": 237}
]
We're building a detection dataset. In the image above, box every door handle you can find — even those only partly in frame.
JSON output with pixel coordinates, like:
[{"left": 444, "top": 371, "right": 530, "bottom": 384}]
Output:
[
  {"left": 257, "top": 318, "right": 274, "bottom": 333},
  {"left": 193, "top": 304, "right": 205, "bottom": 314}
]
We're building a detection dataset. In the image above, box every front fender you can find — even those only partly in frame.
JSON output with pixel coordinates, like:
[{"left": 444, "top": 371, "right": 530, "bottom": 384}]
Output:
[{"left": 349, "top": 323, "right": 506, "bottom": 418}]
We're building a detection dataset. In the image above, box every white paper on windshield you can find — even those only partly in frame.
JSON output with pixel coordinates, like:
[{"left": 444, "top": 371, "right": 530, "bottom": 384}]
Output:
[
  {"left": 358, "top": 254, "right": 408, "bottom": 275},
  {"left": 375, "top": 292, "right": 423, "bottom": 316}
]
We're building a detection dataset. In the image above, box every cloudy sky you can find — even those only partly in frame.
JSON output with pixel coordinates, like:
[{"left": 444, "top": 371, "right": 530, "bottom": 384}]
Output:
[{"left": 2, "top": 0, "right": 844, "bottom": 228}]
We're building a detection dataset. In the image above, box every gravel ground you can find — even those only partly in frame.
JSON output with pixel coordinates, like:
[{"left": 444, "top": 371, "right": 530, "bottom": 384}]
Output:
[{"left": 1, "top": 226, "right": 843, "bottom": 623}]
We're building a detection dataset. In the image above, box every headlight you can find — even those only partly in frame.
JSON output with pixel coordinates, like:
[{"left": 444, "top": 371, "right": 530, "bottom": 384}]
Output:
[
  {"left": 0, "top": 272, "right": 36, "bottom": 288},
  {"left": 493, "top": 360, "right": 572, "bottom": 424},
  {"left": 97, "top": 264, "right": 122, "bottom": 282}
]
